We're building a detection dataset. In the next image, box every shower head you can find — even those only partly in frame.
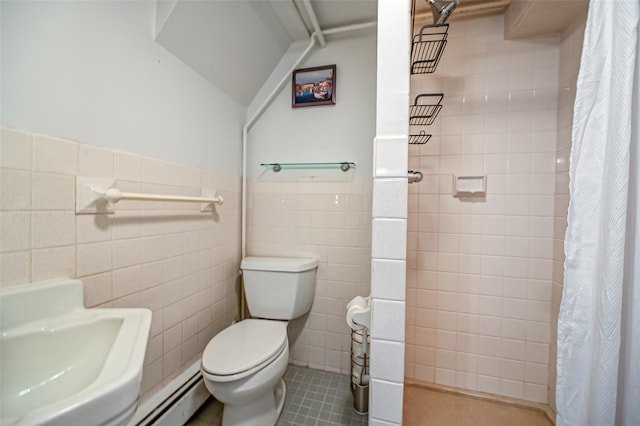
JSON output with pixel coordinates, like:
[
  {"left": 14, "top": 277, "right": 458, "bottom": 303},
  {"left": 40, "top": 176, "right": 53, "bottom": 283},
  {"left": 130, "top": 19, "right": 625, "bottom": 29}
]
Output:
[{"left": 426, "top": 0, "right": 458, "bottom": 25}]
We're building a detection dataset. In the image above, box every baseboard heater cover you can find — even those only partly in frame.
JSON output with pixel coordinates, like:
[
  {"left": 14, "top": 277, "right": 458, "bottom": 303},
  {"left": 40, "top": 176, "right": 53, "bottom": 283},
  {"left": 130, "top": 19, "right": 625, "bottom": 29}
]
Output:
[{"left": 134, "top": 372, "right": 209, "bottom": 426}]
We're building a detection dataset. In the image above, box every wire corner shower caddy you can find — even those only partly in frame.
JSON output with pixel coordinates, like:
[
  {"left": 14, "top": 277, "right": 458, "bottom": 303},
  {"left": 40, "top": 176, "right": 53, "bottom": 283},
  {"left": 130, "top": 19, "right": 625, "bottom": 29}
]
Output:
[
  {"left": 411, "top": 23, "right": 450, "bottom": 75},
  {"left": 410, "top": 0, "right": 451, "bottom": 75}
]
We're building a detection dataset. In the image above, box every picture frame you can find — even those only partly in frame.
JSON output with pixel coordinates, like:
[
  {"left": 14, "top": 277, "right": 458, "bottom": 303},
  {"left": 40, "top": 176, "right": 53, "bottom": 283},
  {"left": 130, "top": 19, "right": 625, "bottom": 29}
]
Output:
[{"left": 292, "top": 65, "right": 336, "bottom": 108}]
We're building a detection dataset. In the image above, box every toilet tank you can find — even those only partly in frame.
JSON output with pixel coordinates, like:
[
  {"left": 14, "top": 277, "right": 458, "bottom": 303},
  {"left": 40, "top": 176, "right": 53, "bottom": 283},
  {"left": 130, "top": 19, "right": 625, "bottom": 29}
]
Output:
[{"left": 240, "top": 257, "right": 317, "bottom": 320}]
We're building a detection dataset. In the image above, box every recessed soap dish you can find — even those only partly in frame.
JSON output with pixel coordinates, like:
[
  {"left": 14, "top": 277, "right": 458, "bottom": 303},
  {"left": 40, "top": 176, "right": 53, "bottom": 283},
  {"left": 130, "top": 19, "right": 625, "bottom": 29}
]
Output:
[{"left": 452, "top": 175, "right": 486, "bottom": 197}]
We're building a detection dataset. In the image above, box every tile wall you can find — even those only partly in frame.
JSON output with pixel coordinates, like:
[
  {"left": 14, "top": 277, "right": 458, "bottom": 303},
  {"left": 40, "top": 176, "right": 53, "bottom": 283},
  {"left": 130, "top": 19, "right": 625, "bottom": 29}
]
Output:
[
  {"left": 246, "top": 175, "right": 372, "bottom": 374},
  {"left": 549, "top": 15, "right": 586, "bottom": 413},
  {"left": 0, "top": 127, "right": 241, "bottom": 402},
  {"left": 368, "top": 0, "right": 411, "bottom": 423},
  {"left": 405, "top": 15, "right": 560, "bottom": 403}
]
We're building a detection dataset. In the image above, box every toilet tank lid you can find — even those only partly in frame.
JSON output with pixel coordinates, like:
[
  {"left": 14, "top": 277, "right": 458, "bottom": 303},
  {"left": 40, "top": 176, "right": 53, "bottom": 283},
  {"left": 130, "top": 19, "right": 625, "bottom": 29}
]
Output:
[{"left": 241, "top": 257, "right": 317, "bottom": 272}]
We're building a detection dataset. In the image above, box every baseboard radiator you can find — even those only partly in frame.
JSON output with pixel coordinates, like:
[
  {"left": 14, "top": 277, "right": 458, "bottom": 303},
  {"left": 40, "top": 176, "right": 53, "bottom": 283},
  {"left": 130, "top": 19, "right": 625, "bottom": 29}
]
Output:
[{"left": 132, "top": 362, "right": 210, "bottom": 426}]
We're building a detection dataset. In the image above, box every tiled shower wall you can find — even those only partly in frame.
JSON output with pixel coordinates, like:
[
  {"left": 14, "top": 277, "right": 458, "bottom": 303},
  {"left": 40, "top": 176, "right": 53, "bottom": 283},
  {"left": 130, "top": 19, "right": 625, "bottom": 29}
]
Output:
[
  {"left": 405, "top": 15, "right": 560, "bottom": 403},
  {"left": 246, "top": 175, "right": 372, "bottom": 374},
  {"left": 549, "top": 15, "right": 586, "bottom": 413},
  {"left": 0, "top": 127, "right": 240, "bottom": 402}
]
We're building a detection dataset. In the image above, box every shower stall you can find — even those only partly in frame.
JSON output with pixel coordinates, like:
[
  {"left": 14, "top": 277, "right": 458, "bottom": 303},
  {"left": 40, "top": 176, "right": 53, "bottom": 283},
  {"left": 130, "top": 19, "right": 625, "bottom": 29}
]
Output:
[{"left": 403, "top": 2, "right": 587, "bottom": 417}]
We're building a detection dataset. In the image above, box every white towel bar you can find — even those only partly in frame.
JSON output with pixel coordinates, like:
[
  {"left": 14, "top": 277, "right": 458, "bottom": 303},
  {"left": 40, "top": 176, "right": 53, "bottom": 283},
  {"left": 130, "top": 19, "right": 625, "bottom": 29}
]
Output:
[{"left": 76, "top": 177, "right": 223, "bottom": 214}]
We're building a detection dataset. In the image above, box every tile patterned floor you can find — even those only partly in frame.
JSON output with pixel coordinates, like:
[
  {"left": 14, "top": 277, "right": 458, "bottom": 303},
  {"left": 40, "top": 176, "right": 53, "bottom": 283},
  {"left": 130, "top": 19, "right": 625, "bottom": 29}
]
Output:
[{"left": 186, "top": 365, "right": 367, "bottom": 426}]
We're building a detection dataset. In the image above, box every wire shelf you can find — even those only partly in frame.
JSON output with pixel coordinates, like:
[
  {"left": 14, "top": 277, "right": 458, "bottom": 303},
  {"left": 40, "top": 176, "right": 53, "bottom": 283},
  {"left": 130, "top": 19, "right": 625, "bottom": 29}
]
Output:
[
  {"left": 409, "top": 131, "right": 432, "bottom": 145},
  {"left": 409, "top": 93, "right": 444, "bottom": 126},
  {"left": 411, "top": 24, "right": 449, "bottom": 74}
]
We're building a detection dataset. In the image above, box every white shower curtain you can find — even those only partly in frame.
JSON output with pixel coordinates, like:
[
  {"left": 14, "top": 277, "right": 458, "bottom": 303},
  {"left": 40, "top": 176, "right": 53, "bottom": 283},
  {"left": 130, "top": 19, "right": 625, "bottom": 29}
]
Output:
[{"left": 556, "top": 1, "right": 640, "bottom": 425}]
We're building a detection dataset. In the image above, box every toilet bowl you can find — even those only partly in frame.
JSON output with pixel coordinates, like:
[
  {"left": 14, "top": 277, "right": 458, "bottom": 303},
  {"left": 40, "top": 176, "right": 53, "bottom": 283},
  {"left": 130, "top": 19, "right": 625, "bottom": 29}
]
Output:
[
  {"left": 200, "top": 257, "right": 317, "bottom": 426},
  {"left": 201, "top": 320, "right": 289, "bottom": 426}
]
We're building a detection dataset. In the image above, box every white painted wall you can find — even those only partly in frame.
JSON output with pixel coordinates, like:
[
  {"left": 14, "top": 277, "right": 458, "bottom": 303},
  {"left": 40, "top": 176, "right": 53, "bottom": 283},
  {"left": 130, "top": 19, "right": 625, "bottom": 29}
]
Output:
[
  {"left": 247, "top": 31, "right": 377, "bottom": 177},
  {"left": 1, "top": 0, "right": 245, "bottom": 174}
]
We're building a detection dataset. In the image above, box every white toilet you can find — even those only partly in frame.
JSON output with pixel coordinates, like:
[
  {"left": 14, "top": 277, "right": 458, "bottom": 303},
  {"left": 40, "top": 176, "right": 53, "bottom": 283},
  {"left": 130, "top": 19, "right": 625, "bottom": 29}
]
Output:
[{"left": 200, "top": 256, "right": 317, "bottom": 426}]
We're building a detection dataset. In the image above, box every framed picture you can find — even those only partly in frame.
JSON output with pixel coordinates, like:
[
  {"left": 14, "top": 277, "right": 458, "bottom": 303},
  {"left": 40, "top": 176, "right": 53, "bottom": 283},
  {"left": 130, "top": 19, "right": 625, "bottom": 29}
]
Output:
[{"left": 292, "top": 65, "right": 336, "bottom": 108}]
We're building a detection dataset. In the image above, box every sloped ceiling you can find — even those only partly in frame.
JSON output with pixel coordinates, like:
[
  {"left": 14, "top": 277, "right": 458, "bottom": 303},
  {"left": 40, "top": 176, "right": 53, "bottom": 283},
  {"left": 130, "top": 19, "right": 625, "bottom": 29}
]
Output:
[
  {"left": 155, "top": 0, "right": 379, "bottom": 106},
  {"left": 154, "top": 0, "right": 588, "bottom": 107}
]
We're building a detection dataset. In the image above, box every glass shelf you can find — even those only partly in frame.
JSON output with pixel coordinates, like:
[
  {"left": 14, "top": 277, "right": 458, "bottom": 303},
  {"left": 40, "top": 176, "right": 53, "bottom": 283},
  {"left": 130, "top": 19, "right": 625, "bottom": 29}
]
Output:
[{"left": 260, "top": 162, "right": 356, "bottom": 172}]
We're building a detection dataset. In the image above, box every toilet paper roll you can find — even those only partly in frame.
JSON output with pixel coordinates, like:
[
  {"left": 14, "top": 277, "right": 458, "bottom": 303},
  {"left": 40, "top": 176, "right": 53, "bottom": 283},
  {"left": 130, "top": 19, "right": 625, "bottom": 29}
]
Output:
[{"left": 346, "top": 296, "right": 371, "bottom": 330}]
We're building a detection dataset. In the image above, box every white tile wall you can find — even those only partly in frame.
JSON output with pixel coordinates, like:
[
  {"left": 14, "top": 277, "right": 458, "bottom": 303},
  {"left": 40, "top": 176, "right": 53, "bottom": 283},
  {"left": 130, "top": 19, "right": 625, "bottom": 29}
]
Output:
[
  {"left": 405, "top": 15, "right": 561, "bottom": 404},
  {"left": 246, "top": 176, "right": 372, "bottom": 374},
  {"left": 369, "top": 0, "right": 410, "bottom": 423},
  {"left": 0, "top": 127, "right": 241, "bottom": 402}
]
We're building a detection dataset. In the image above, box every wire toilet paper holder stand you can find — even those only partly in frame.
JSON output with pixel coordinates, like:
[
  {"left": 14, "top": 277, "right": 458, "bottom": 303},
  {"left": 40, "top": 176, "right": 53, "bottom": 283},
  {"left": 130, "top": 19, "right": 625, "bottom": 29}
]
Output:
[{"left": 346, "top": 296, "right": 371, "bottom": 415}]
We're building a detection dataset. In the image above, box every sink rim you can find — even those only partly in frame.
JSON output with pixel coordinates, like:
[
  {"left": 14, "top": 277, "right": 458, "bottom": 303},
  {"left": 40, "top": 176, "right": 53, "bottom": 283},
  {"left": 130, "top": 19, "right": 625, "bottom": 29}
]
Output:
[{"left": 0, "top": 280, "right": 151, "bottom": 426}]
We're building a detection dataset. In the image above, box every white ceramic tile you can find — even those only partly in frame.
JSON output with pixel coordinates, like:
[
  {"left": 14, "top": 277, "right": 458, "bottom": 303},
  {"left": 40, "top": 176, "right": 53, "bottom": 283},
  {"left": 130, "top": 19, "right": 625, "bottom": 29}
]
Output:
[
  {"left": 372, "top": 219, "right": 407, "bottom": 260},
  {"left": 526, "top": 321, "right": 551, "bottom": 344},
  {"left": 32, "top": 173, "right": 75, "bottom": 210},
  {"left": 369, "top": 379, "right": 403, "bottom": 424},
  {"left": 82, "top": 272, "right": 113, "bottom": 307},
  {"left": 525, "top": 383, "right": 548, "bottom": 403},
  {"left": 1, "top": 169, "right": 31, "bottom": 210},
  {"left": 373, "top": 179, "right": 408, "bottom": 219},
  {"left": 526, "top": 300, "right": 551, "bottom": 322},
  {"left": 31, "top": 211, "right": 75, "bottom": 249},
  {"left": 77, "top": 241, "right": 112, "bottom": 277},
  {"left": 115, "top": 152, "right": 143, "bottom": 181},
  {"left": 0, "top": 212, "right": 31, "bottom": 252},
  {"left": 33, "top": 134, "right": 78, "bottom": 175},
  {"left": 76, "top": 214, "right": 112, "bottom": 243},
  {"left": 142, "top": 236, "right": 166, "bottom": 263},
  {"left": 500, "top": 378, "right": 524, "bottom": 399},
  {"left": 374, "top": 137, "right": 408, "bottom": 177},
  {"left": 368, "top": 419, "right": 398, "bottom": 426},
  {"left": 78, "top": 144, "right": 114, "bottom": 178},
  {"left": 371, "top": 259, "right": 406, "bottom": 301},
  {"left": 31, "top": 245, "right": 75, "bottom": 282},
  {"left": 1, "top": 127, "right": 32, "bottom": 170},
  {"left": 370, "top": 340, "right": 404, "bottom": 382},
  {"left": 166, "top": 163, "right": 185, "bottom": 187},
  {"left": 113, "top": 265, "right": 142, "bottom": 299},
  {"left": 142, "top": 158, "right": 167, "bottom": 184},
  {"left": 113, "top": 238, "right": 142, "bottom": 269},
  {"left": 0, "top": 251, "right": 31, "bottom": 287},
  {"left": 371, "top": 300, "right": 405, "bottom": 342}
]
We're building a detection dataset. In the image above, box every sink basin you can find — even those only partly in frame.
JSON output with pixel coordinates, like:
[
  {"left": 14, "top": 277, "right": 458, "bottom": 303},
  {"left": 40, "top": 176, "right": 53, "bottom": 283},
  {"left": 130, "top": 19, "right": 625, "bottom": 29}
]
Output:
[{"left": 0, "top": 279, "right": 152, "bottom": 426}]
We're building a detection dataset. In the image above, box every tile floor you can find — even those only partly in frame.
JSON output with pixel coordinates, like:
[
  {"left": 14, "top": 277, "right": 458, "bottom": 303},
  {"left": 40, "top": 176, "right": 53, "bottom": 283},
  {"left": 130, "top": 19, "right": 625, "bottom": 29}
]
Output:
[
  {"left": 186, "top": 365, "right": 367, "bottom": 426},
  {"left": 186, "top": 366, "right": 554, "bottom": 426}
]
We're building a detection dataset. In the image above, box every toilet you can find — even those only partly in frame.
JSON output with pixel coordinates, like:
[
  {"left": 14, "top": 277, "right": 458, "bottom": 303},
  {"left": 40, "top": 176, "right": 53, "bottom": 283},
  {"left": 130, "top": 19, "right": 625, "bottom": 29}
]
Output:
[{"left": 200, "top": 256, "right": 317, "bottom": 426}]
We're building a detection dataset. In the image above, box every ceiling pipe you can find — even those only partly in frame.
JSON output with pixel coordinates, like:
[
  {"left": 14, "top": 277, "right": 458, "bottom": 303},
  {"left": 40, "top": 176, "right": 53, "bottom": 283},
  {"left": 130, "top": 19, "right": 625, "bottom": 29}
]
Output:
[
  {"left": 239, "top": 20, "right": 377, "bottom": 320},
  {"left": 302, "top": 0, "right": 326, "bottom": 47},
  {"left": 322, "top": 21, "right": 377, "bottom": 35}
]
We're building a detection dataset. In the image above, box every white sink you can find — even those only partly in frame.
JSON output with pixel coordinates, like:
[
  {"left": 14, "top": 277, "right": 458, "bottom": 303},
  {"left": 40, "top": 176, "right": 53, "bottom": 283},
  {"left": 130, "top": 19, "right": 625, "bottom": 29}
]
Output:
[{"left": 0, "top": 279, "right": 152, "bottom": 426}]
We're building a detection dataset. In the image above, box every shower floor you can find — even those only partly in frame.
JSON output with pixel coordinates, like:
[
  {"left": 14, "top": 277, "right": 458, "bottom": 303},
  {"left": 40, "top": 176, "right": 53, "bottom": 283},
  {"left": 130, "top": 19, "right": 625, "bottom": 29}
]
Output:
[
  {"left": 185, "top": 365, "right": 368, "bottom": 426},
  {"left": 403, "top": 385, "right": 553, "bottom": 426}
]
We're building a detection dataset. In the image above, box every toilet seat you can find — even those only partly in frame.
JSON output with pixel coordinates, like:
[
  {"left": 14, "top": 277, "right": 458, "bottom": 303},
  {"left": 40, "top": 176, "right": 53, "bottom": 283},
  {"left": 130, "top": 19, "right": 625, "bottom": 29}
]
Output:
[{"left": 201, "top": 319, "right": 287, "bottom": 382}]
